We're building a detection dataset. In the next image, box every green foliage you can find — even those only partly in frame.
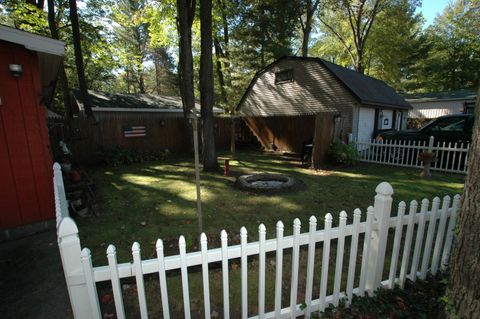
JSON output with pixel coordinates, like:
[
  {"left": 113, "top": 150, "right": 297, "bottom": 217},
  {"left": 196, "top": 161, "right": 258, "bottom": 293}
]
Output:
[
  {"left": 416, "top": 0, "right": 480, "bottom": 92},
  {"left": 313, "top": 275, "right": 448, "bottom": 319},
  {"left": 327, "top": 140, "right": 358, "bottom": 166},
  {"left": 0, "top": 0, "right": 49, "bottom": 35},
  {"left": 94, "top": 146, "right": 168, "bottom": 167}
]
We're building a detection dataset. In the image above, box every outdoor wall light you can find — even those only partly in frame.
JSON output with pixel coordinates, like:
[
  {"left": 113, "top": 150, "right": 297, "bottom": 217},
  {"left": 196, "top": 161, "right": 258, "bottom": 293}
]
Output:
[{"left": 9, "top": 64, "right": 23, "bottom": 78}]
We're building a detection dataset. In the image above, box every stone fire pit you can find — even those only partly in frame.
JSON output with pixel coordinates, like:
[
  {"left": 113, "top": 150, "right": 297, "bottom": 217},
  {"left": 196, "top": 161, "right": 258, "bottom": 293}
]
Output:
[{"left": 236, "top": 173, "right": 300, "bottom": 193}]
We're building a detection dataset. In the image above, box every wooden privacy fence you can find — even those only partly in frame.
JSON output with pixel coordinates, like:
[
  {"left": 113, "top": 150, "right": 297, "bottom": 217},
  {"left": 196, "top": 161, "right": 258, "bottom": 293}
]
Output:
[
  {"left": 355, "top": 136, "right": 470, "bottom": 174},
  {"left": 54, "top": 163, "right": 461, "bottom": 319}
]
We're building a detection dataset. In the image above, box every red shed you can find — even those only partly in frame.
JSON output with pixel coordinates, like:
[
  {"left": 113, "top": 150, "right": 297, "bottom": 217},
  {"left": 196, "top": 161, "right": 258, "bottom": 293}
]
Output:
[{"left": 0, "top": 26, "right": 65, "bottom": 239}]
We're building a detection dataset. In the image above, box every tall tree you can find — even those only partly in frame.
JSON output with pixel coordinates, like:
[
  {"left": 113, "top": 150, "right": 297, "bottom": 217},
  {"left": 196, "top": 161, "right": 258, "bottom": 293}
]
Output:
[
  {"left": 176, "top": 0, "right": 196, "bottom": 116},
  {"left": 299, "top": 0, "right": 320, "bottom": 57},
  {"left": 111, "top": 0, "right": 149, "bottom": 93},
  {"left": 213, "top": 0, "right": 231, "bottom": 107},
  {"left": 418, "top": 0, "right": 480, "bottom": 92},
  {"left": 68, "top": 0, "right": 93, "bottom": 117},
  {"left": 200, "top": 0, "right": 218, "bottom": 171},
  {"left": 47, "top": 0, "right": 72, "bottom": 118},
  {"left": 449, "top": 84, "right": 480, "bottom": 317},
  {"left": 318, "top": 0, "right": 387, "bottom": 73}
]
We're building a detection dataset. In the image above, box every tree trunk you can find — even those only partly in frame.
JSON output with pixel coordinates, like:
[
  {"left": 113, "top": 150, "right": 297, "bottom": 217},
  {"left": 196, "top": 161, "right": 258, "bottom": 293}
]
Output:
[
  {"left": 449, "top": 85, "right": 480, "bottom": 318},
  {"left": 47, "top": 0, "right": 72, "bottom": 119},
  {"left": 176, "top": 0, "right": 196, "bottom": 116},
  {"left": 200, "top": 0, "right": 218, "bottom": 171},
  {"left": 68, "top": 0, "right": 93, "bottom": 118},
  {"left": 177, "top": 0, "right": 196, "bottom": 151},
  {"left": 301, "top": 0, "right": 318, "bottom": 57},
  {"left": 213, "top": 38, "right": 228, "bottom": 106},
  {"left": 154, "top": 53, "right": 161, "bottom": 95}
]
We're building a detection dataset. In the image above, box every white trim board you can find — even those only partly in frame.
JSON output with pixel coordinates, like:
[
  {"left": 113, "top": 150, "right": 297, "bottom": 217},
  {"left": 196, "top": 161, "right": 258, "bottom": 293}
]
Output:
[{"left": 0, "top": 25, "right": 65, "bottom": 56}]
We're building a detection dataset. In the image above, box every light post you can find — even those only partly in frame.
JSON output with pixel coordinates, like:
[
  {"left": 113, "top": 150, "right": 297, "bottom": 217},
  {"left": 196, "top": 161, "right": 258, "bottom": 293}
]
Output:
[{"left": 189, "top": 109, "right": 203, "bottom": 233}]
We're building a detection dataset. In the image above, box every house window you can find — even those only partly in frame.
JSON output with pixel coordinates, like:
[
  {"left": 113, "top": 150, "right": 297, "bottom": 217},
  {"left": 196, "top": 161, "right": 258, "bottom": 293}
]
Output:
[{"left": 275, "top": 69, "right": 293, "bottom": 84}]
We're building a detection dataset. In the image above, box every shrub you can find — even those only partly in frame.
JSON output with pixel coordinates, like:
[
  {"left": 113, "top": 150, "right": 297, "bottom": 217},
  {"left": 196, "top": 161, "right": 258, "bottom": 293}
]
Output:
[
  {"left": 327, "top": 140, "right": 358, "bottom": 165},
  {"left": 95, "top": 146, "right": 168, "bottom": 167}
]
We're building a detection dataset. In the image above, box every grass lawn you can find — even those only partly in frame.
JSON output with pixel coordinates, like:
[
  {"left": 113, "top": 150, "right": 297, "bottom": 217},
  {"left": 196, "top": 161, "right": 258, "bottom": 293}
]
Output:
[
  {"left": 75, "top": 151, "right": 464, "bottom": 317},
  {"left": 77, "top": 151, "right": 464, "bottom": 264}
]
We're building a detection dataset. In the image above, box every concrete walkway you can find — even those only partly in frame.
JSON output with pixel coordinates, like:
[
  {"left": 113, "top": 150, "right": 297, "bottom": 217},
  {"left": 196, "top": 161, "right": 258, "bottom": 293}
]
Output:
[{"left": 0, "top": 230, "right": 72, "bottom": 319}]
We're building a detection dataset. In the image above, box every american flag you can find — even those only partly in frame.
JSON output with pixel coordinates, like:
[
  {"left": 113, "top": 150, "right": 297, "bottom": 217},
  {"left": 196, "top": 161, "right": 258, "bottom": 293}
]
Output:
[{"left": 124, "top": 126, "right": 146, "bottom": 138}]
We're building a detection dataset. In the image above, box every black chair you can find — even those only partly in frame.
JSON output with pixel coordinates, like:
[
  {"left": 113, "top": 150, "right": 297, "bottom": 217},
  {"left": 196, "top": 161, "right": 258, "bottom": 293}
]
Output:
[{"left": 301, "top": 138, "right": 314, "bottom": 165}]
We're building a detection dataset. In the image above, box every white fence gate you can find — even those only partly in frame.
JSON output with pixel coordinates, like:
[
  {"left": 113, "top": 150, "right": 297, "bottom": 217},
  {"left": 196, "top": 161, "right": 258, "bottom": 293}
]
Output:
[
  {"left": 355, "top": 136, "right": 470, "bottom": 174},
  {"left": 54, "top": 163, "right": 461, "bottom": 319}
]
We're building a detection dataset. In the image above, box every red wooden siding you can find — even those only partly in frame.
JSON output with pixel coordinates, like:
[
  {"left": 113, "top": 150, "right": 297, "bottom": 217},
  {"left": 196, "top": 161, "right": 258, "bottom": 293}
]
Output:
[{"left": 0, "top": 41, "right": 54, "bottom": 229}]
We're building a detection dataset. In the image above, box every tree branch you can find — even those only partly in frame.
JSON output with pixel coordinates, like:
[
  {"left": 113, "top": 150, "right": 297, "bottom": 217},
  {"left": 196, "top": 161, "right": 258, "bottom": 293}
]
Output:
[{"left": 318, "top": 14, "right": 357, "bottom": 66}]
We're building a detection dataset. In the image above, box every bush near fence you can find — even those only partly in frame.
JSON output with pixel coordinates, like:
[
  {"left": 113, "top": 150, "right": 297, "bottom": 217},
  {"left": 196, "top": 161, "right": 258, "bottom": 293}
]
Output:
[{"left": 53, "top": 163, "right": 460, "bottom": 319}]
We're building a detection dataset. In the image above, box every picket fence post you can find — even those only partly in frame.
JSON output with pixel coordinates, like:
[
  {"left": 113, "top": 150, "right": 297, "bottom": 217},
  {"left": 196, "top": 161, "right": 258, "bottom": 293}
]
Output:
[
  {"left": 58, "top": 217, "right": 95, "bottom": 319},
  {"left": 53, "top": 163, "right": 69, "bottom": 227},
  {"left": 365, "top": 182, "right": 394, "bottom": 293},
  {"left": 428, "top": 136, "right": 435, "bottom": 152}
]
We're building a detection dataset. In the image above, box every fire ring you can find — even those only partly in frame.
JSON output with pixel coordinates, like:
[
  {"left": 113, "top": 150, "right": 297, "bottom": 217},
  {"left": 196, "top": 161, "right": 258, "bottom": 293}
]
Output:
[{"left": 236, "top": 174, "right": 298, "bottom": 192}]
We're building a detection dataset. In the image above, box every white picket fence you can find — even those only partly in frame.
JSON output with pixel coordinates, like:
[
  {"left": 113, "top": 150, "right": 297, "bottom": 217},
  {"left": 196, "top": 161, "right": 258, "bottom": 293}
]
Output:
[
  {"left": 54, "top": 163, "right": 461, "bottom": 319},
  {"left": 355, "top": 136, "right": 470, "bottom": 174}
]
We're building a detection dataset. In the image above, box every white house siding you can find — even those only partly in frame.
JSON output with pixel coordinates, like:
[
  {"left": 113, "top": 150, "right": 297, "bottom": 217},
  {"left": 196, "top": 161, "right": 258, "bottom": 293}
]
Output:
[
  {"left": 408, "top": 100, "right": 466, "bottom": 119},
  {"left": 357, "top": 107, "right": 376, "bottom": 142}
]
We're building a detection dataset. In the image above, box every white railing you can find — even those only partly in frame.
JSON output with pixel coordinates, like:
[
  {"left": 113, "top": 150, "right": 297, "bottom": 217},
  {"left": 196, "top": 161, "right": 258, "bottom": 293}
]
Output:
[
  {"left": 54, "top": 164, "right": 461, "bottom": 319},
  {"left": 355, "top": 136, "right": 470, "bottom": 174}
]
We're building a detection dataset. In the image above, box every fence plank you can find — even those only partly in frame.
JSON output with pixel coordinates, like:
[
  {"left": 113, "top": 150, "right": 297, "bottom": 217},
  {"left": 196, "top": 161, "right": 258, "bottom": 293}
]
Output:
[
  {"left": 132, "top": 243, "right": 148, "bottom": 319},
  {"left": 53, "top": 163, "right": 69, "bottom": 227},
  {"left": 399, "top": 200, "right": 417, "bottom": 288},
  {"left": 106, "top": 245, "right": 126, "bottom": 319},
  {"left": 431, "top": 196, "right": 451, "bottom": 275},
  {"left": 304, "top": 216, "right": 317, "bottom": 318},
  {"left": 388, "top": 202, "right": 406, "bottom": 289},
  {"left": 441, "top": 195, "right": 461, "bottom": 270},
  {"left": 410, "top": 199, "right": 429, "bottom": 281},
  {"left": 221, "top": 230, "right": 230, "bottom": 319},
  {"left": 346, "top": 209, "right": 361, "bottom": 303},
  {"left": 258, "top": 224, "right": 266, "bottom": 318},
  {"left": 358, "top": 206, "right": 374, "bottom": 296},
  {"left": 80, "top": 248, "right": 102, "bottom": 319},
  {"left": 366, "top": 182, "right": 393, "bottom": 292},
  {"left": 319, "top": 213, "right": 332, "bottom": 312},
  {"left": 201, "top": 233, "right": 211, "bottom": 319},
  {"left": 290, "top": 219, "right": 301, "bottom": 319},
  {"left": 420, "top": 197, "right": 441, "bottom": 279},
  {"left": 241, "top": 227, "right": 248, "bottom": 319},
  {"left": 406, "top": 140, "right": 412, "bottom": 166},
  {"left": 58, "top": 218, "right": 97, "bottom": 319},
  {"left": 333, "top": 211, "right": 347, "bottom": 306},
  {"left": 179, "top": 236, "right": 191, "bottom": 319},
  {"left": 274, "top": 221, "right": 284, "bottom": 318},
  {"left": 156, "top": 239, "right": 170, "bottom": 319}
]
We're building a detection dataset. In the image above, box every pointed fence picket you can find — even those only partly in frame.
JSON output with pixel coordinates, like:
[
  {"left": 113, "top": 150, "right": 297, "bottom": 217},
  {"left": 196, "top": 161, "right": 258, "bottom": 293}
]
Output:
[
  {"left": 54, "top": 164, "right": 461, "bottom": 319},
  {"left": 355, "top": 136, "right": 469, "bottom": 174}
]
